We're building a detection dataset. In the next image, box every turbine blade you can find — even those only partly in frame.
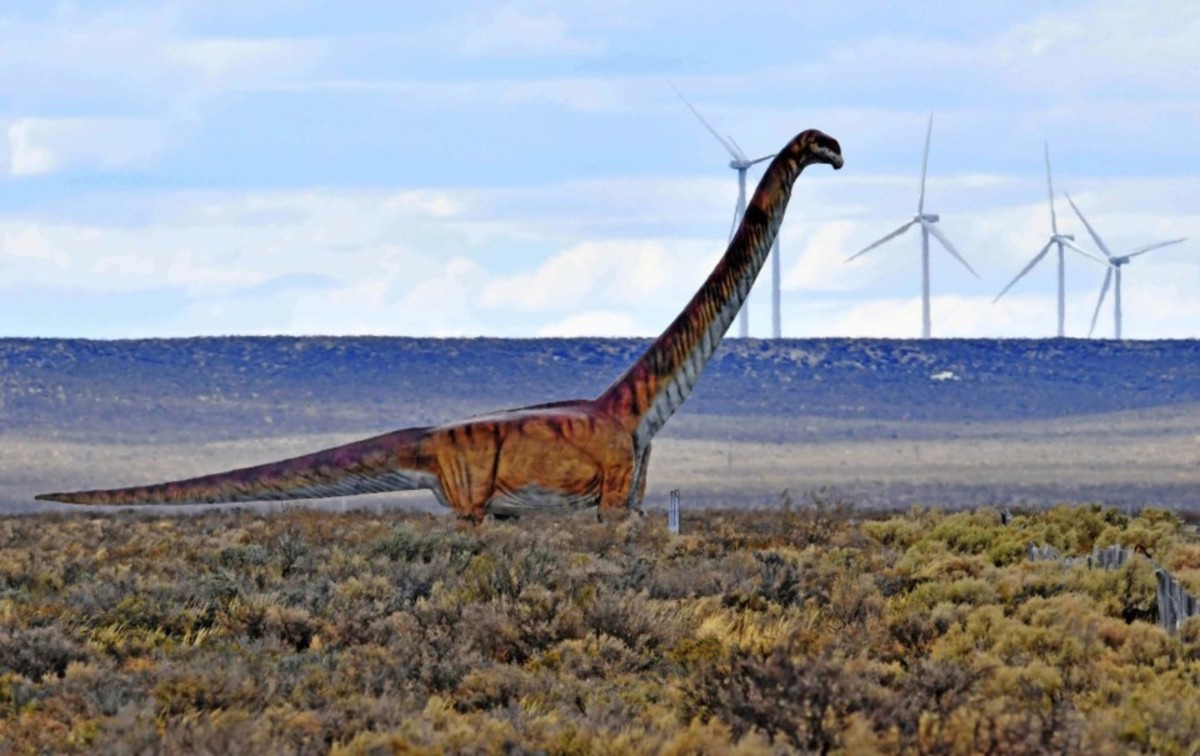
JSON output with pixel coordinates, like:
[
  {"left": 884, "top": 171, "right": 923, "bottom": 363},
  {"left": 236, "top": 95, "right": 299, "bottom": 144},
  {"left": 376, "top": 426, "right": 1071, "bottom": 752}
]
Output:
[
  {"left": 923, "top": 220, "right": 979, "bottom": 278},
  {"left": 728, "top": 199, "right": 740, "bottom": 241},
  {"left": 1089, "top": 267, "right": 1113, "bottom": 337},
  {"left": 668, "top": 82, "right": 741, "bottom": 161},
  {"left": 845, "top": 220, "right": 917, "bottom": 262},
  {"left": 1065, "top": 193, "right": 1114, "bottom": 259},
  {"left": 1045, "top": 141, "right": 1058, "bottom": 234},
  {"left": 747, "top": 153, "right": 775, "bottom": 166},
  {"left": 994, "top": 240, "right": 1054, "bottom": 303},
  {"left": 1061, "top": 238, "right": 1108, "bottom": 264},
  {"left": 1126, "top": 237, "right": 1187, "bottom": 259},
  {"left": 727, "top": 134, "right": 749, "bottom": 163},
  {"left": 918, "top": 113, "right": 933, "bottom": 214}
]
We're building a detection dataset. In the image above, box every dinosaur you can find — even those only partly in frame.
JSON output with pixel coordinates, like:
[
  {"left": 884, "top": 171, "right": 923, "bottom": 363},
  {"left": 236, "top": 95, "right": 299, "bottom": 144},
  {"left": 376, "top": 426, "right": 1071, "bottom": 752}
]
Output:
[{"left": 37, "top": 128, "right": 843, "bottom": 522}]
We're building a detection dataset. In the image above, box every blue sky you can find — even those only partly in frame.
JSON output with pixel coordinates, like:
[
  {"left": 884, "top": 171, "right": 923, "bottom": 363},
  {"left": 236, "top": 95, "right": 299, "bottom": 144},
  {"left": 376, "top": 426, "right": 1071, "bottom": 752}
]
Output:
[{"left": 1, "top": 1, "right": 1197, "bottom": 339}]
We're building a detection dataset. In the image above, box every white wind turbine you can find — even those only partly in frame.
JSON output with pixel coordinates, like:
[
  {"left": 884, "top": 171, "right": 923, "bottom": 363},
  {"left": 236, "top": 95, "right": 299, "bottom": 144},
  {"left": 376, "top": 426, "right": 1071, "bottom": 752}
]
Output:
[
  {"left": 671, "top": 84, "right": 780, "bottom": 339},
  {"left": 1066, "top": 194, "right": 1187, "bottom": 339},
  {"left": 845, "top": 113, "right": 977, "bottom": 338},
  {"left": 993, "top": 142, "right": 1105, "bottom": 337}
]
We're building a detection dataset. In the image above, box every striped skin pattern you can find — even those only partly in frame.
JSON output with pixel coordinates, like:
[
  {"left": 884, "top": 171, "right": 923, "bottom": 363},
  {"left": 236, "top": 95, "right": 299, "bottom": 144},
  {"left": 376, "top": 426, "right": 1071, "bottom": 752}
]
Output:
[{"left": 37, "top": 130, "right": 843, "bottom": 523}]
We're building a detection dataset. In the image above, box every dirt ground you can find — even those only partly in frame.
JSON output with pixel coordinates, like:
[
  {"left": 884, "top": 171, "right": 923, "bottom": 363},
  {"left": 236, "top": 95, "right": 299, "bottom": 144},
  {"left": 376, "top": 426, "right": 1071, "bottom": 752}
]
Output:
[{"left": 7, "top": 402, "right": 1198, "bottom": 515}]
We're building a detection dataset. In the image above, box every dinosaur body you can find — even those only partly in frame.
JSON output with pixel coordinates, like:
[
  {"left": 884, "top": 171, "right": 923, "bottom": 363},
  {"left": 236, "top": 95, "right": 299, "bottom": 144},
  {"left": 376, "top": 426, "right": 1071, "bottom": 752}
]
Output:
[{"left": 38, "top": 129, "right": 843, "bottom": 521}]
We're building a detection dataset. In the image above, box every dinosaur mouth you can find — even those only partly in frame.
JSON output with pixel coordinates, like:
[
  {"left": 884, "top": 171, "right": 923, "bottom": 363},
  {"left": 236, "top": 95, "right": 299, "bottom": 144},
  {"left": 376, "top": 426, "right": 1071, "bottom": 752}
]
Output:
[{"left": 815, "top": 145, "right": 844, "bottom": 169}]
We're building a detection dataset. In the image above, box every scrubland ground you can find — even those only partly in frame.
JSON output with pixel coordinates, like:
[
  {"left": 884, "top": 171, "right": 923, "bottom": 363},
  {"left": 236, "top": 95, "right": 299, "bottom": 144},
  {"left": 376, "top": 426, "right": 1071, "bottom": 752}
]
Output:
[
  {"left": 9, "top": 401, "right": 1200, "bottom": 514},
  {"left": 3, "top": 503, "right": 1200, "bottom": 753}
]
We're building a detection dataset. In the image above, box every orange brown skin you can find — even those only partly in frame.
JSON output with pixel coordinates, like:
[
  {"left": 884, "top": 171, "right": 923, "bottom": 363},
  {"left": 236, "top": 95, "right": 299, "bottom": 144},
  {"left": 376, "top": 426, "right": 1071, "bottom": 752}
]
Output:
[{"left": 37, "top": 130, "right": 843, "bottom": 524}]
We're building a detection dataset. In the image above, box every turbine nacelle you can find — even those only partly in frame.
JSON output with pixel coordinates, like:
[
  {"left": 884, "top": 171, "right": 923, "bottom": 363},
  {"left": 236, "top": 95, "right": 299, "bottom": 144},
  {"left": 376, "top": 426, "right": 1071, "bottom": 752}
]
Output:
[
  {"left": 671, "top": 82, "right": 782, "bottom": 339},
  {"left": 1051, "top": 233, "right": 1075, "bottom": 243},
  {"left": 1068, "top": 193, "right": 1189, "bottom": 339},
  {"left": 843, "top": 113, "right": 974, "bottom": 338},
  {"left": 730, "top": 153, "right": 775, "bottom": 171}
]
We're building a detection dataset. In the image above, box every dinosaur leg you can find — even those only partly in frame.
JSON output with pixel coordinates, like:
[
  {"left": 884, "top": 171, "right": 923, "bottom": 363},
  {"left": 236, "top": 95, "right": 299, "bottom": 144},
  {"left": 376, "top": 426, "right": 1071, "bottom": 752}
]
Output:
[
  {"left": 431, "top": 425, "right": 501, "bottom": 525},
  {"left": 631, "top": 442, "right": 651, "bottom": 515},
  {"left": 597, "top": 449, "right": 637, "bottom": 523}
]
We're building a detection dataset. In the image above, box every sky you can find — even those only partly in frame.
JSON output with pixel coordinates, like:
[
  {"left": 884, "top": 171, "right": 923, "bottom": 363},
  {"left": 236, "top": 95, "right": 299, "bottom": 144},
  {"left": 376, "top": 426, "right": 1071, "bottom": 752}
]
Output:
[{"left": 0, "top": 1, "right": 1197, "bottom": 340}]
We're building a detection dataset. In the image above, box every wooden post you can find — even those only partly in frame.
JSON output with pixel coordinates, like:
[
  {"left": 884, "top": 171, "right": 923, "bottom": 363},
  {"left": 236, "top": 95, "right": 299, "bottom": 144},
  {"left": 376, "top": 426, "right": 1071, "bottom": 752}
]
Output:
[
  {"left": 1156, "top": 569, "right": 1176, "bottom": 633},
  {"left": 1155, "top": 568, "right": 1200, "bottom": 634},
  {"left": 1026, "top": 542, "right": 1200, "bottom": 633}
]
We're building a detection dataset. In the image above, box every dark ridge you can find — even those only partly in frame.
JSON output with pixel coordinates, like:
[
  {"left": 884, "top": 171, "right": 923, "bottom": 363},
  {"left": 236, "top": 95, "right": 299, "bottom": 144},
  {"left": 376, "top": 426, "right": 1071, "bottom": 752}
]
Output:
[{"left": 2, "top": 336, "right": 1198, "bottom": 445}]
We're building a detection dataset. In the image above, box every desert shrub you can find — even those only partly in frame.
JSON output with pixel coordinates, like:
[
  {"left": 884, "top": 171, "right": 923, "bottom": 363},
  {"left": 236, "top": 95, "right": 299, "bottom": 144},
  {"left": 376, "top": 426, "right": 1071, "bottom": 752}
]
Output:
[
  {"left": 782, "top": 487, "right": 858, "bottom": 547},
  {"left": 367, "top": 522, "right": 479, "bottom": 569},
  {"left": 859, "top": 657, "right": 983, "bottom": 751},
  {"left": 0, "top": 625, "right": 88, "bottom": 681},
  {"left": 687, "top": 645, "right": 878, "bottom": 753},
  {"left": 217, "top": 543, "right": 270, "bottom": 570},
  {"left": 862, "top": 512, "right": 928, "bottom": 549},
  {"left": 646, "top": 557, "right": 726, "bottom": 600},
  {"left": 1178, "top": 616, "right": 1200, "bottom": 661},
  {"left": 752, "top": 550, "right": 808, "bottom": 607},
  {"left": 582, "top": 590, "right": 681, "bottom": 655},
  {"left": 828, "top": 573, "right": 884, "bottom": 630},
  {"left": 2, "top": 503, "right": 1198, "bottom": 753},
  {"left": 462, "top": 586, "right": 583, "bottom": 664},
  {"left": 457, "top": 547, "right": 560, "bottom": 605}
]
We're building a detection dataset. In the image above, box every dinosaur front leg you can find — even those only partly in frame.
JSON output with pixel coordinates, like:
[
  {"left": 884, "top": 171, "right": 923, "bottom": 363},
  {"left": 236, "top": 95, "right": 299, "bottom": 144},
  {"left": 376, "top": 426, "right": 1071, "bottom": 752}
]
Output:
[
  {"left": 630, "top": 442, "right": 651, "bottom": 515},
  {"left": 596, "top": 451, "right": 638, "bottom": 523}
]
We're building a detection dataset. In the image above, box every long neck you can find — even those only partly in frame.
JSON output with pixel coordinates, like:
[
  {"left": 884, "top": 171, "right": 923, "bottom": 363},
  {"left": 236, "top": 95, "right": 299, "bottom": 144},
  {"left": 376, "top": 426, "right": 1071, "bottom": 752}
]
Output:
[{"left": 597, "top": 150, "right": 805, "bottom": 447}]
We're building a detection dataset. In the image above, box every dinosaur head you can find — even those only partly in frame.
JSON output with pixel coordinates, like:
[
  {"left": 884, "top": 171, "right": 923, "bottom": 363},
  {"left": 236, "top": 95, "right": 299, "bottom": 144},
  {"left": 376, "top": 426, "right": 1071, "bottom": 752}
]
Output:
[{"left": 792, "top": 129, "right": 843, "bottom": 170}]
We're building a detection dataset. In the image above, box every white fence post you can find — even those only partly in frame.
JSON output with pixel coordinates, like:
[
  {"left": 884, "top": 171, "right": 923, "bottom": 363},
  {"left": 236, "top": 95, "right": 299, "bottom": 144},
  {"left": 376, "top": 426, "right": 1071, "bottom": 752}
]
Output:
[{"left": 668, "top": 489, "right": 680, "bottom": 535}]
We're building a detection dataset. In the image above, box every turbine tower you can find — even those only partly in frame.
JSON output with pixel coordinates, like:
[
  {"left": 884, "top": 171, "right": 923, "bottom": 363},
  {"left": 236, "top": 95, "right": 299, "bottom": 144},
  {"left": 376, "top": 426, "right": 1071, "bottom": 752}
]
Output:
[
  {"left": 672, "top": 84, "right": 778, "bottom": 339},
  {"left": 1066, "top": 194, "right": 1187, "bottom": 339},
  {"left": 845, "top": 113, "right": 976, "bottom": 338},
  {"left": 993, "top": 142, "right": 1105, "bottom": 336}
]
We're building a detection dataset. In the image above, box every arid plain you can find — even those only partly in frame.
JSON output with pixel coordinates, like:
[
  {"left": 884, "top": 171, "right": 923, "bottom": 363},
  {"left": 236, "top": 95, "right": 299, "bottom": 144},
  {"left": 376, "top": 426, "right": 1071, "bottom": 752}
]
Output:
[{"left": 3, "top": 336, "right": 1198, "bottom": 515}]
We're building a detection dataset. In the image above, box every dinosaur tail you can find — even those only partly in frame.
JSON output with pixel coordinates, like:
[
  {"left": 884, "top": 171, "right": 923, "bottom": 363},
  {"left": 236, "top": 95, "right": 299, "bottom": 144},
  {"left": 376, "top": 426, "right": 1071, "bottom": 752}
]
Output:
[{"left": 36, "top": 426, "right": 439, "bottom": 506}]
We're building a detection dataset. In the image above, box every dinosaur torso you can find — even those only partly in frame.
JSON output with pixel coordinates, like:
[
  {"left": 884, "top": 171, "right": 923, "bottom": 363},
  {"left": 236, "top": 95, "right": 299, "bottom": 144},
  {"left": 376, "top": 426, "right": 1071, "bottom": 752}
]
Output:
[
  {"left": 425, "top": 401, "right": 644, "bottom": 519},
  {"left": 38, "top": 129, "right": 843, "bottom": 522}
]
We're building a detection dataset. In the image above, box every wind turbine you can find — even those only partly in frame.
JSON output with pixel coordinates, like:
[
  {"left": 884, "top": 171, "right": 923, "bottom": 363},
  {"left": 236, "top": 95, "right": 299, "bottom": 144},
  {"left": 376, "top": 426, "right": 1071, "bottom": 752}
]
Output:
[
  {"left": 1066, "top": 194, "right": 1187, "bottom": 339},
  {"left": 993, "top": 142, "right": 1105, "bottom": 337},
  {"left": 671, "top": 84, "right": 779, "bottom": 339},
  {"left": 845, "top": 113, "right": 977, "bottom": 338}
]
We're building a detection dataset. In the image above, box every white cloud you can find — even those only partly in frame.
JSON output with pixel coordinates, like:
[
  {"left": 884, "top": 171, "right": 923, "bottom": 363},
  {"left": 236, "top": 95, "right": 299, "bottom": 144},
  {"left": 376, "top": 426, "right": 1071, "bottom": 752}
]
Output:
[
  {"left": 167, "top": 37, "right": 326, "bottom": 91},
  {"left": 399, "top": 256, "right": 490, "bottom": 336},
  {"left": 384, "top": 190, "right": 463, "bottom": 219},
  {"left": 480, "top": 239, "right": 716, "bottom": 312},
  {"left": 165, "top": 248, "right": 267, "bottom": 291},
  {"left": 781, "top": 221, "right": 861, "bottom": 292},
  {"left": 93, "top": 252, "right": 156, "bottom": 278},
  {"left": 7, "top": 117, "right": 168, "bottom": 177},
  {"left": 0, "top": 5, "right": 321, "bottom": 106},
  {"left": 1, "top": 223, "right": 70, "bottom": 267},
  {"left": 768, "top": 1, "right": 1200, "bottom": 102},
  {"left": 993, "top": 2, "right": 1200, "bottom": 95},
  {"left": 537, "top": 310, "right": 643, "bottom": 337},
  {"left": 790, "top": 293, "right": 1074, "bottom": 339},
  {"left": 0, "top": 163, "right": 1195, "bottom": 338},
  {"left": 271, "top": 74, "right": 641, "bottom": 114},
  {"left": 448, "top": 7, "right": 603, "bottom": 58}
]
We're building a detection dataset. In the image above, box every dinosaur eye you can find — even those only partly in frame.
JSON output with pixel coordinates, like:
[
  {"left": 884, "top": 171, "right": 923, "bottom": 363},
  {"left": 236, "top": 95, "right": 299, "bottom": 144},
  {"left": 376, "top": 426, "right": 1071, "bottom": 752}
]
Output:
[{"left": 815, "top": 135, "right": 841, "bottom": 155}]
